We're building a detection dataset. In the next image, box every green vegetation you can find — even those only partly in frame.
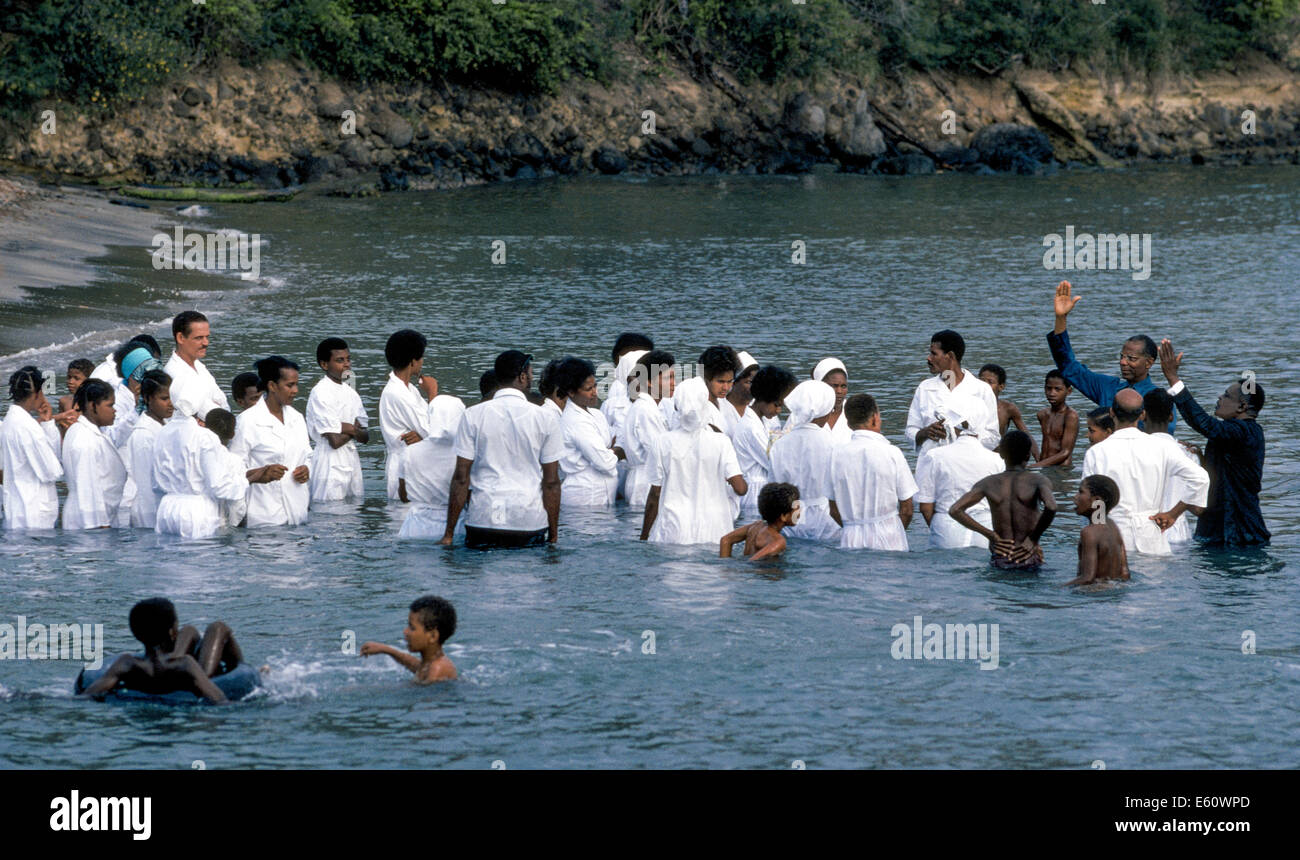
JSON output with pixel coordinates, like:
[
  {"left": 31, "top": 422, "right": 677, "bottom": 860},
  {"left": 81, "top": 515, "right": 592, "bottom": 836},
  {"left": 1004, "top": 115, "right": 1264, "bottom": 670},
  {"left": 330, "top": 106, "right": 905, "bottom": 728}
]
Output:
[{"left": 1, "top": 0, "right": 1296, "bottom": 111}]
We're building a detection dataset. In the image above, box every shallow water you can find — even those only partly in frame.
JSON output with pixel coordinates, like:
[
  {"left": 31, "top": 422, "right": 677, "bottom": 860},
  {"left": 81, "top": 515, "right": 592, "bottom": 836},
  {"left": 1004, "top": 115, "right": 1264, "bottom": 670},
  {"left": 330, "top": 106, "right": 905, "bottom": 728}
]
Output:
[{"left": 1, "top": 167, "right": 1297, "bottom": 768}]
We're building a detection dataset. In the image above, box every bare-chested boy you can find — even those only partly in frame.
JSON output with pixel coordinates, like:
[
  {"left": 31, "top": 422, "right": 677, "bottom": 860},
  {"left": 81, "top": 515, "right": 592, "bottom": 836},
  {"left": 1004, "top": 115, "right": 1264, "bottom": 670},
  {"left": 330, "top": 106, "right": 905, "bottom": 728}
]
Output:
[
  {"left": 949, "top": 430, "right": 1057, "bottom": 570},
  {"left": 361, "top": 595, "right": 458, "bottom": 683},
  {"left": 719, "top": 482, "right": 799, "bottom": 562},
  {"left": 1065, "top": 475, "right": 1130, "bottom": 585},
  {"left": 978, "top": 364, "right": 1040, "bottom": 460},
  {"left": 1032, "top": 369, "right": 1079, "bottom": 468},
  {"left": 79, "top": 598, "right": 243, "bottom": 704}
]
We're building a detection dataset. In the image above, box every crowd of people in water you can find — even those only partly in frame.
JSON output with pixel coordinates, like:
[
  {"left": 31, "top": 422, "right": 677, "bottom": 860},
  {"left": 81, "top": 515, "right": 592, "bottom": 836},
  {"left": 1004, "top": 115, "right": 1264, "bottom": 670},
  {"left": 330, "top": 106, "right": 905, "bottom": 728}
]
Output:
[
  {"left": 0, "top": 280, "right": 1270, "bottom": 580},
  {"left": 0, "top": 280, "right": 1273, "bottom": 697}
]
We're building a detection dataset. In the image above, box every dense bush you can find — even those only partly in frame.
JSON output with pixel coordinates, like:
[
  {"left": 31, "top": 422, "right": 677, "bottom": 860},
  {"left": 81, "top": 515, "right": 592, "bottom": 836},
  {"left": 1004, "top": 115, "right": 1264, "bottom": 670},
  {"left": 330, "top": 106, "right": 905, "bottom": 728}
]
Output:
[{"left": 0, "top": 0, "right": 1296, "bottom": 111}]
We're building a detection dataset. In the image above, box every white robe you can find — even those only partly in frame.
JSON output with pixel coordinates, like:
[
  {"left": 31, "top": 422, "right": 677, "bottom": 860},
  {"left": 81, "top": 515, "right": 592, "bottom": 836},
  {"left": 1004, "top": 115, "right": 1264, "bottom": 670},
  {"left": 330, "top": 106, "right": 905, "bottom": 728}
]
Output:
[
  {"left": 108, "top": 380, "right": 140, "bottom": 527},
  {"left": 90, "top": 355, "right": 119, "bottom": 387},
  {"left": 1150, "top": 433, "right": 1205, "bottom": 545},
  {"left": 164, "top": 353, "right": 229, "bottom": 420},
  {"left": 379, "top": 372, "right": 431, "bottom": 500},
  {"left": 728, "top": 405, "right": 773, "bottom": 518},
  {"left": 61, "top": 416, "right": 127, "bottom": 529},
  {"left": 153, "top": 414, "right": 249, "bottom": 540},
  {"left": 831, "top": 429, "right": 918, "bottom": 550},
  {"left": 560, "top": 401, "right": 619, "bottom": 508},
  {"left": 398, "top": 395, "right": 467, "bottom": 539},
  {"left": 646, "top": 426, "right": 743, "bottom": 545},
  {"left": 913, "top": 434, "right": 1003, "bottom": 549},
  {"left": 623, "top": 395, "right": 669, "bottom": 510},
  {"left": 128, "top": 415, "right": 165, "bottom": 528},
  {"left": 1, "top": 405, "right": 63, "bottom": 529},
  {"left": 824, "top": 412, "right": 853, "bottom": 447},
  {"left": 769, "top": 424, "right": 841, "bottom": 542},
  {"left": 230, "top": 396, "right": 313, "bottom": 528},
  {"left": 306, "top": 376, "right": 367, "bottom": 502},
  {"left": 1081, "top": 427, "right": 1210, "bottom": 555},
  {"left": 905, "top": 371, "right": 1000, "bottom": 456}
]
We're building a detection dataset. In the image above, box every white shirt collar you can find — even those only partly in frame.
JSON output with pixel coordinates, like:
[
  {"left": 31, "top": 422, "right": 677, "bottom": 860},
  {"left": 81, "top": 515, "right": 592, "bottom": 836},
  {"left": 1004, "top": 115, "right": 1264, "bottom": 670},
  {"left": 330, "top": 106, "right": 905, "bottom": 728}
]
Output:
[{"left": 493, "top": 387, "right": 526, "bottom": 401}]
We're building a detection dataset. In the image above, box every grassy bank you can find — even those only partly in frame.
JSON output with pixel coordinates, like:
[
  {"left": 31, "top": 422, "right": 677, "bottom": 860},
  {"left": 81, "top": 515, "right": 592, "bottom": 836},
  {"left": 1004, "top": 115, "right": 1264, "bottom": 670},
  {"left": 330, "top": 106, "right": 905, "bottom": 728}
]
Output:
[{"left": 2, "top": 0, "right": 1298, "bottom": 113}]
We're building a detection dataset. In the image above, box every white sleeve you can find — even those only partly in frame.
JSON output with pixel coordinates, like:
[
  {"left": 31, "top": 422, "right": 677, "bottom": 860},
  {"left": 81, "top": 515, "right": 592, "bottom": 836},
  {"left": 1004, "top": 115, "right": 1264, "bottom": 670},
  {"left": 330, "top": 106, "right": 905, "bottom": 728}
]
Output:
[
  {"left": 894, "top": 449, "right": 919, "bottom": 500},
  {"left": 572, "top": 412, "right": 619, "bottom": 475},
  {"left": 229, "top": 416, "right": 255, "bottom": 468},
  {"left": 202, "top": 440, "right": 249, "bottom": 502},
  {"left": 539, "top": 410, "right": 564, "bottom": 466},
  {"left": 306, "top": 389, "right": 342, "bottom": 438},
  {"left": 914, "top": 453, "right": 936, "bottom": 504},
  {"left": 977, "top": 385, "right": 1001, "bottom": 450},
  {"left": 1168, "top": 451, "right": 1210, "bottom": 507},
  {"left": 904, "top": 383, "right": 927, "bottom": 450},
  {"left": 1080, "top": 446, "right": 1098, "bottom": 479},
  {"left": 720, "top": 436, "right": 742, "bottom": 481},
  {"left": 647, "top": 435, "right": 668, "bottom": 488},
  {"left": 30, "top": 423, "right": 65, "bottom": 482},
  {"left": 453, "top": 409, "right": 478, "bottom": 462}
]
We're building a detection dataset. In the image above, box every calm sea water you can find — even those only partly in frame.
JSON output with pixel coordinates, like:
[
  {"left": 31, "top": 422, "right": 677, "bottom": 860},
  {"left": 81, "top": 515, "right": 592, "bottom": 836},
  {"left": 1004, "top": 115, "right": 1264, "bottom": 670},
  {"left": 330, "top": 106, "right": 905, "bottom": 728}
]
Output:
[{"left": 1, "top": 167, "right": 1297, "bottom": 768}]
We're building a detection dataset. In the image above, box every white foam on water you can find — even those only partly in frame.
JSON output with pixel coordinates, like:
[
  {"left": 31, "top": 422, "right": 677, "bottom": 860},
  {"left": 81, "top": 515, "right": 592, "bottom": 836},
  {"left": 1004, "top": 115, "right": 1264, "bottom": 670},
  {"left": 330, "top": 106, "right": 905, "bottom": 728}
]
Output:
[
  {"left": 175, "top": 205, "right": 211, "bottom": 217},
  {"left": 0, "top": 315, "right": 175, "bottom": 369}
]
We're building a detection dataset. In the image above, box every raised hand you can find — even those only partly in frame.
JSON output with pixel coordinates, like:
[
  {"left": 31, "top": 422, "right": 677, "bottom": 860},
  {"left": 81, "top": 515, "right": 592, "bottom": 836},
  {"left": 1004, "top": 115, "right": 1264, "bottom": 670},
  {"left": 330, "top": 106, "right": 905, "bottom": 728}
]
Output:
[
  {"left": 1053, "top": 280, "right": 1081, "bottom": 320},
  {"left": 1157, "top": 338, "right": 1183, "bottom": 384}
]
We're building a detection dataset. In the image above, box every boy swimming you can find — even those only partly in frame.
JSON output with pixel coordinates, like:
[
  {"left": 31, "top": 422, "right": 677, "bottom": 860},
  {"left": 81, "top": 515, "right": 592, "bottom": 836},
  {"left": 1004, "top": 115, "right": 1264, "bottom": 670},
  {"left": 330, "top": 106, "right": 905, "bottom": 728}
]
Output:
[
  {"left": 948, "top": 430, "right": 1057, "bottom": 569},
  {"left": 1033, "top": 369, "right": 1079, "bottom": 467},
  {"left": 361, "top": 596, "right": 458, "bottom": 683},
  {"left": 1065, "top": 475, "right": 1130, "bottom": 585},
  {"left": 79, "top": 598, "right": 244, "bottom": 704},
  {"left": 719, "top": 482, "right": 800, "bottom": 561}
]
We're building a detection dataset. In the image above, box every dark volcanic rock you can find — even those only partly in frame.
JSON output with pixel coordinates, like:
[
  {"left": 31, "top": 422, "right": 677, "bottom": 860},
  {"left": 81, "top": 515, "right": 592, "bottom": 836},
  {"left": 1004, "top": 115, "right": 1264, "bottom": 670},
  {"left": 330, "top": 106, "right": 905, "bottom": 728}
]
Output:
[
  {"left": 876, "top": 153, "right": 936, "bottom": 175},
  {"left": 971, "top": 123, "right": 1054, "bottom": 172},
  {"left": 592, "top": 144, "right": 627, "bottom": 174}
]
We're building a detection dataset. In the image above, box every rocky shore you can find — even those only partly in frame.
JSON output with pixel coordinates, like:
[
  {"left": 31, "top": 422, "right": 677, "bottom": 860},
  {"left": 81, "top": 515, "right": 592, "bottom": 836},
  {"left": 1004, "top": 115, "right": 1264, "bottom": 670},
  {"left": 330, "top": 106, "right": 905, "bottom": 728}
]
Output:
[{"left": 3, "top": 54, "right": 1299, "bottom": 196}]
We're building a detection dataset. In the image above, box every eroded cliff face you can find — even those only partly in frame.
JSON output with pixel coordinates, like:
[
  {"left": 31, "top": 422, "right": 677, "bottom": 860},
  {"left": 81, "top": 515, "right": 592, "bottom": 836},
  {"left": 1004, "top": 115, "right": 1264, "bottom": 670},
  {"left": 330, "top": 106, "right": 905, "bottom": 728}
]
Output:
[{"left": 3, "top": 52, "right": 1298, "bottom": 193}]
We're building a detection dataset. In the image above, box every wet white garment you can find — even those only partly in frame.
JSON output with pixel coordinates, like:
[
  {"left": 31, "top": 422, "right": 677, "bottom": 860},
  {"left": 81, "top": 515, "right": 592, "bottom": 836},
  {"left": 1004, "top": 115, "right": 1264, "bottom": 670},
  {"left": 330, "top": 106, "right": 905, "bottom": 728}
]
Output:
[
  {"left": 104, "top": 380, "right": 138, "bottom": 448},
  {"left": 831, "top": 429, "right": 918, "bottom": 550},
  {"left": 230, "top": 396, "right": 312, "bottom": 528},
  {"left": 1081, "top": 427, "right": 1210, "bottom": 555},
  {"left": 771, "top": 381, "right": 841, "bottom": 541},
  {"left": 1150, "top": 432, "right": 1206, "bottom": 544},
  {"left": 1, "top": 405, "right": 63, "bottom": 529},
  {"left": 454, "top": 387, "right": 564, "bottom": 532},
  {"left": 560, "top": 401, "right": 619, "bottom": 508},
  {"left": 164, "top": 353, "right": 229, "bottom": 420},
  {"left": 306, "top": 375, "right": 367, "bottom": 502},
  {"left": 379, "top": 372, "right": 431, "bottom": 500},
  {"left": 646, "top": 378, "right": 743, "bottom": 545},
  {"left": 153, "top": 414, "right": 249, "bottom": 539},
  {"left": 623, "top": 395, "right": 669, "bottom": 510},
  {"left": 913, "top": 434, "right": 1003, "bottom": 549},
  {"left": 728, "top": 405, "right": 773, "bottom": 517},
  {"left": 90, "top": 355, "right": 119, "bottom": 386},
  {"left": 905, "top": 370, "right": 1000, "bottom": 456},
  {"left": 399, "top": 395, "right": 467, "bottom": 538},
  {"left": 128, "top": 415, "right": 165, "bottom": 528},
  {"left": 61, "top": 416, "right": 127, "bottom": 529}
]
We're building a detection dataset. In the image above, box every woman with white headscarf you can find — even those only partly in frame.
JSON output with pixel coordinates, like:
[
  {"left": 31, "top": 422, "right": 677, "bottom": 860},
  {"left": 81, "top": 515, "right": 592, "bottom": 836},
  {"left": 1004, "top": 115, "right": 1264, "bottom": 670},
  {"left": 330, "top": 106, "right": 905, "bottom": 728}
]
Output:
[
  {"left": 770, "top": 379, "right": 843, "bottom": 541},
  {"left": 623, "top": 349, "right": 675, "bottom": 510},
  {"left": 639, "top": 376, "right": 746, "bottom": 545},
  {"left": 812, "top": 358, "right": 852, "bottom": 446}
]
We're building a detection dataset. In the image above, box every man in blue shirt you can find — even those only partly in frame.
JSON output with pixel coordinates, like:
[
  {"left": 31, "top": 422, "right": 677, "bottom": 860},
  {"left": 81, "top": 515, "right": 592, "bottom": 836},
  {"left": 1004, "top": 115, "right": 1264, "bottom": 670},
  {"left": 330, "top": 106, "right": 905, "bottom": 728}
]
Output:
[{"left": 1046, "top": 280, "right": 1174, "bottom": 432}]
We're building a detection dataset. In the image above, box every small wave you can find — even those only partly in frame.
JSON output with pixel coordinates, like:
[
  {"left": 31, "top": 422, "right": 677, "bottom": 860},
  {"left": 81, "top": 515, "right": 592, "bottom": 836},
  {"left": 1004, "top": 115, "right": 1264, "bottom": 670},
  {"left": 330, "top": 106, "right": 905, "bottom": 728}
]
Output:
[
  {"left": 0, "top": 316, "right": 174, "bottom": 369},
  {"left": 175, "top": 205, "right": 211, "bottom": 217}
]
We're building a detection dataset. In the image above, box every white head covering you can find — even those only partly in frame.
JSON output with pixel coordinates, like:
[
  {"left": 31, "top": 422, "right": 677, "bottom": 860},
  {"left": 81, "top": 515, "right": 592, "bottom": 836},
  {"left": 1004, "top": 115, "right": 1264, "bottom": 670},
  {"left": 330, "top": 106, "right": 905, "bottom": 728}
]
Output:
[
  {"left": 812, "top": 357, "right": 847, "bottom": 382},
  {"left": 735, "top": 351, "right": 757, "bottom": 375},
  {"left": 783, "top": 379, "right": 836, "bottom": 429},
  {"left": 674, "top": 376, "right": 711, "bottom": 434},
  {"left": 618, "top": 349, "right": 650, "bottom": 398}
]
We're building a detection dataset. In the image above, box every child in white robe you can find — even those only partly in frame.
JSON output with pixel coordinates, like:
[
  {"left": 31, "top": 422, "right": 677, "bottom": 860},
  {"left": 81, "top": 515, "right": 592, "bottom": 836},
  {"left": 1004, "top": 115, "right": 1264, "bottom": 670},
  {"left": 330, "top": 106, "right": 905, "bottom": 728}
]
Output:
[
  {"left": 399, "top": 394, "right": 467, "bottom": 538},
  {"left": 379, "top": 329, "right": 435, "bottom": 501},
  {"left": 729, "top": 365, "right": 796, "bottom": 518},
  {"left": 153, "top": 411, "right": 248, "bottom": 540},
  {"left": 1, "top": 367, "right": 63, "bottom": 530},
  {"left": 639, "top": 377, "right": 746, "bottom": 545},
  {"left": 622, "top": 350, "right": 675, "bottom": 510},
  {"left": 62, "top": 379, "right": 127, "bottom": 530},
  {"left": 830, "top": 394, "right": 917, "bottom": 551},
  {"left": 770, "top": 380, "right": 843, "bottom": 542},
  {"left": 230, "top": 357, "right": 313, "bottom": 528},
  {"left": 914, "top": 398, "right": 1004, "bottom": 549},
  {"left": 128, "top": 370, "right": 173, "bottom": 529},
  {"left": 306, "top": 337, "right": 369, "bottom": 503}
]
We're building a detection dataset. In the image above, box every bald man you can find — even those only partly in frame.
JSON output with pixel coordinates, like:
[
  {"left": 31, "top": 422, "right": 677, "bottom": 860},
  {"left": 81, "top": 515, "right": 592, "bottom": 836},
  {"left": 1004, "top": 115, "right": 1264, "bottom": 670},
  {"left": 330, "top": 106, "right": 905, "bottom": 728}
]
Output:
[{"left": 1080, "top": 388, "right": 1208, "bottom": 555}]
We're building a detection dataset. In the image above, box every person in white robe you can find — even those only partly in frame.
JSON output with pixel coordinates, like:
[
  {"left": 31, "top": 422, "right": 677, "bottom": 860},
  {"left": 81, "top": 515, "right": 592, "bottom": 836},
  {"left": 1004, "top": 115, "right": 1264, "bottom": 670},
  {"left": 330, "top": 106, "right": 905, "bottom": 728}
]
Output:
[
  {"left": 623, "top": 350, "right": 676, "bottom": 510},
  {"left": 905, "top": 329, "right": 999, "bottom": 457},
  {"left": 1081, "top": 389, "right": 1210, "bottom": 555},
  {"left": 1140, "top": 387, "right": 1207, "bottom": 545},
  {"left": 640, "top": 376, "right": 747, "bottom": 545},
  {"left": 399, "top": 394, "right": 468, "bottom": 539},
  {"left": 601, "top": 349, "right": 648, "bottom": 500},
  {"left": 728, "top": 364, "right": 795, "bottom": 519},
  {"left": 306, "top": 339, "right": 369, "bottom": 503},
  {"left": 110, "top": 348, "right": 165, "bottom": 527},
  {"left": 153, "top": 414, "right": 249, "bottom": 540},
  {"left": 812, "top": 357, "right": 853, "bottom": 447},
  {"left": 717, "top": 351, "right": 759, "bottom": 437},
  {"left": 769, "top": 380, "right": 843, "bottom": 541},
  {"left": 164, "top": 312, "right": 229, "bottom": 420},
  {"left": 913, "top": 398, "right": 1005, "bottom": 549},
  {"left": 229, "top": 357, "right": 312, "bottom": 528},
  {"left": 61, "top": 380, "right": 127, "bottom": 530},
  {"left": 379, "top": 329, "right": 437, "bottom": 501},
  {"left": 558, "top": 358, "right": 621, "bottom": 509},
  {"left": 1, "top": 367, "right": 63, "bottom": 530},
  {"left": 830, "top": 394, "right": 917, "bottom": 550},
  {"left": 127, "top": 370, "right": 173, "bottom": 529}
]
